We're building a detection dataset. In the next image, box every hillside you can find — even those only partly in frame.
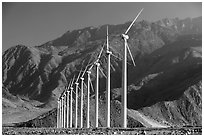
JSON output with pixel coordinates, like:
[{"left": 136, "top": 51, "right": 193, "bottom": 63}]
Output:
[{"left": 2, "top": 16, "right": 202, "bottom": 127}]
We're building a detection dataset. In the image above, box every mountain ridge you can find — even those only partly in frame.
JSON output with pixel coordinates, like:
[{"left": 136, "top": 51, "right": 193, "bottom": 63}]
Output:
[{"left": 2, "top": 16, "right": 202, "bottom": 127}]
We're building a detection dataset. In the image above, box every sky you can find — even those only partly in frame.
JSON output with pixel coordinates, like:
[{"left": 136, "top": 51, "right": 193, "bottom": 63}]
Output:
[{"left": 2, "top": 2, "right": 202, "bottom": 51}]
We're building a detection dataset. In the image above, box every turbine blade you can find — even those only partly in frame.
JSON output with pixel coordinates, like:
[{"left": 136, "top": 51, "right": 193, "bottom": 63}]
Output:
[
  {"left": 78, "top": 87, "right": 81, "bottom": 91},
  {"left": 112, "top": 53, "right": 122, "bottom": 61},
  {"left": 98, "top": 42, "right": 106, "bottom": 60},
  {"left": 81, "top": 60, "right": 92, "bottom": 78},
  {"left": 89, "top": 78, "right": 95, "bottom": 93},
  {"left": 98, "top": 60, "right": 103, "bottom": 66},
  {"left": 99, "top": 66, "right": 107, "bottom": 79},
  {"left": 70, "top": 75, "right": 76, "bottom": 87},
  {"left": 107, "top": 25, "right": 109, "bottom": 51},
  {"left": 60, "top": 87, "right": 66, "bottom": 98},
  {"left": 125, "top": 8, "right": 144, "bottom": 34},
  {"left": 126, "top": 43, "right": 136, "bottom": 66},
  {"left": 67, "top": 79, "right": 72, "bottom": 90},
  {"left": 84, "top": 83, "right": 88, "bottom": 89},
  {"left": 72, "top": 90, "right": 76, "bottom": 95},
  {"left": 88, "top": 64, "right": 94, "bottom": 71},
  {"left": 111, "top": 53, "right": 132, "bottom": 65},
  {"left": 75, "top": 67, "right": 83, "bottom": 83}
]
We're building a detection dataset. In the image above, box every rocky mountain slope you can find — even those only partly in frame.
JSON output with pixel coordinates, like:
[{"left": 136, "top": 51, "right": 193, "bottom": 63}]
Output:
[{"left": 2, "top": 16, "right": 202, "bottom": 127}]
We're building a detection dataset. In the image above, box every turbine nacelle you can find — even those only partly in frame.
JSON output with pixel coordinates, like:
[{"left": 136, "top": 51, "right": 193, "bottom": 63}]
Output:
[
  {"left": 122, "top": 34, "right": 129, "bottom": 40},
  {"left": 87, "top": 70, "right": 91, "bottom": 74},
  {"left": 94, "top": 62, "right": 100, "bottom": 66},
  {"left": 80, "top": 77, "right": 84, "bottom": 80},
  {"left": 106, "top": 50, "right": 112, "bottom": 55}
]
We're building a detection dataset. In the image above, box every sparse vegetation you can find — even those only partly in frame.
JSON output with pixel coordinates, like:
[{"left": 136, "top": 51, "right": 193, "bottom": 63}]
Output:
[{"left": 2, "top": 127, "right": 202, "bottom": 135}]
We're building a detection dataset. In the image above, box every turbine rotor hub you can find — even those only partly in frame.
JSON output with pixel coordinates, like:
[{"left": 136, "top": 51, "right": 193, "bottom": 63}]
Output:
[
  {"left": 87, "top": 70, "right": 91, "bottom": 74},
  {"left": 122, "top": 34, "right": 129, "bottom": 40},
  {"left": 106, "top": 50, "right": 112, "bottom": 55},
  {"left": 80, "top": 77, "right": 84, "bottom": 80},
  {"left": 95, "top": 62, "right": 100, "bottom": 66}
]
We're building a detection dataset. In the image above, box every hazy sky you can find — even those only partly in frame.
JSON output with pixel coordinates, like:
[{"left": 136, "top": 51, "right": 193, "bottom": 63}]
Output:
[{"left": 2, "top": 2, "right": 202, "bottom": 51}]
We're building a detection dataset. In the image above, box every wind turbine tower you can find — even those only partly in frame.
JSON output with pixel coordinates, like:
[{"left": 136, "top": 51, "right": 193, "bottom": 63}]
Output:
[
  {"left": 80, "top": 77, "right": 84, "bottom": 128},
  {"left": 93, "top": 45, "right": 104, "bottom": 128},
  {"left": 106, "top": 26, "right": 112, "bottom": 128},
  {"left": 70, "top": 76, "right": 75, "bottom": 128},
  {"left": 66, "top": 80, "right": 72, "bottom": 128},
  {"left": 57, "top": 99, "right": 60, "bottom": 128},
  {"left": 121, "top": 8, "right": 143, "bottom": 128},
  {"left": 59, "top": 98, "right": 62, "bottom": 128},
  {"left": 61, "top": 96, "right": 64, "bottom": 128},
  {"left": 86, "top": 69, "right": 91, "bottom": 128},
  {"left": 66, "top": 88, "right": 70, "bottom": 128},
  {"left": 75, "top": 69, "right": 83, "bottom": 128},
  {"left": 79, "top": 63, "right": 90, "bottom": 128},
  {"left": 63, "top": 92, "right": 66, "bottom": 128}
]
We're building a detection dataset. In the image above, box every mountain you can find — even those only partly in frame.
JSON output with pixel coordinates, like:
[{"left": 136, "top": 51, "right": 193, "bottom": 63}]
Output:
[{"left": 2, "top": 16, "right": 202, "bottom": 127}]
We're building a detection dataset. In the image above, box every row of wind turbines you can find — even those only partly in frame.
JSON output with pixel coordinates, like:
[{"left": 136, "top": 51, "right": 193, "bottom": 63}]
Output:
[{"left": 57, "top": 9, "right": 143, "bottom": 128}]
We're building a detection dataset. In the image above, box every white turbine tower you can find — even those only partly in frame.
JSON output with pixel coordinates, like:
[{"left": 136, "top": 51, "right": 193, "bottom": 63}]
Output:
[
  {"left": 63, "top": 92, "right": 67, "bottom": 128},
  {"left": 57, "top": 99, "right": 60, "bottom": 128},
  {"left": 61, "top": 95, "right": 64, "bottom": 128},
  {"left": 66, "top": 80, "right": 72, "bottom": 128},
  {"left": 69, "top": 76, "right": 75, "bottom": 128},
  {"left": 61, "top": 96, "right": 64, "bottom": 128},
  {"left": 93, "top": 44, "right": 105, "bottom": 128},
  {"left": 79, "top": 76, "right": 84, "bottom": 128},
  {"left": 79, "top": 62, "right": 91, "bottom": 128},
  {"left": 85, "top": 44, "right": 104, "bottom": 128},
  {"left": 105, "top": 26, "right": 112, "bottom": 128},
  {"left": 66, "top": 87, "right": 70, "bottom": 128},
  {"left": 94, "top": 62, "right": 99, "bottom": 128},
  {"left": 61, "top": 96, "right": 63, "bottom": 128},
  {"left": 59, "top": 97, "right": 62, "bottom": 128},
  {"left": 86, "top": 69, "right": 91, "bottom": 128},
  {"left": 74, "top": 69, "right": 83, "bottom": 128},
  {"left": 121, "top": 8, "right": 143, "bottom": 128}
]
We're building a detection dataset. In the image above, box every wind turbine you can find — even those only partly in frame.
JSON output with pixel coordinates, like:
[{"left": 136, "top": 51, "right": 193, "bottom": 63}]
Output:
[
  {"left": 86, "top": 69, "right": 91, "bottom": 128},
  {"left": 74, "top": 69, "right": 83, "bottom": 128},
  {"left": 66, "top": 80, "right": 72, "bottom": 128},
  {"left": 93, "top": 43, "right": 105, "bottom": 128},
  {"left": 63, "top": 92, "right": 67, "bottom": 128},
  {"left": 79, "top": 62, "right": 91, "bottom": 128},
  {"left": 59, "top": 97, "right": 62, "bottom": 128},
  {"left": 57, "top": 99, "right": 60, "bottom": 128},
  {"left": 60, "top": 95, "right": 63, "bottom": 128},
  {"left": 121, "top": 8, "right": 143, "bottom": 128},
  {"left": 61, "top": 95, "right": 64, "bottom": 128},
  {"left": 60, "top": 89, "right": 67, "bottom": 128},
  {"left": 105, "top": 26, "right": 112, "bottom": 128},
  {"left": 65, "top": 87, "right": 69, "bottom": 128},
  {"left": 69, "top": 75, "right": 75, "bottom": 128},
  {"left": 59, "top": 93, "right": 64, "bottom": 128},
  {"left": 77, "top": 58, "right": 96, "bottom": 129},
  {"left": 79, "top": 76, "right": 84, "bottom": 128},
  {"left": 85, "top": 43, "right": 105, "bottom": 128}
]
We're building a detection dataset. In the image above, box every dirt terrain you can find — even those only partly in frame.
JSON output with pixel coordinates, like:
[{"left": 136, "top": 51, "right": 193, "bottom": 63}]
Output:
[{"left": 2, "top": 127, "right": 202, "bottom": 135}]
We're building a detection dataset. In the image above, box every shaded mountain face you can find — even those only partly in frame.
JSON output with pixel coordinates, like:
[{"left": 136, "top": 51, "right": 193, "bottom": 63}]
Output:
[{"left": 2, "top": 16, "right": 202, "bottom": 127}]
